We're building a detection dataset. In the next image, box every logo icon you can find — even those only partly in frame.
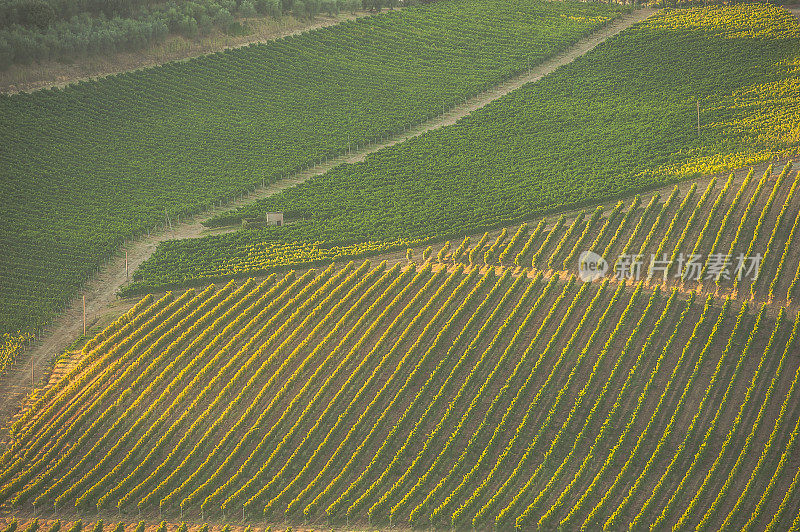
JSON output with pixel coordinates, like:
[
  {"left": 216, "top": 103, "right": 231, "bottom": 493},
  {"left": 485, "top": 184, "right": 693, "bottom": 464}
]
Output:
[{"left": 578, "top": 251, "right": 608, "bottom": 282}]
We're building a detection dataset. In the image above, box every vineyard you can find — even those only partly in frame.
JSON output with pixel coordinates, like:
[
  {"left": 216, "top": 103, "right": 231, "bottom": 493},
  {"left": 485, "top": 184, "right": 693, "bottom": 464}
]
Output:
[
  {"left": 415, "top": 161, "right": 800, "bottom": 307},
  {"left": 0, "top": 333, "right": 32, "bottom": 376},
  {"left": 0, "top": 259, "right": 798, "bottom": 530},
  {"left": 125, "top": 3, "right": 800, "bottom": 293},
  {"left": 4, "top": 2, "right": 800, "bottom": 531},
  {"left": 0, "top": 0, "right": 629, "bottom": 338},
  {"left": 0, "top": 519, "right": 265, "bottom": 532}
]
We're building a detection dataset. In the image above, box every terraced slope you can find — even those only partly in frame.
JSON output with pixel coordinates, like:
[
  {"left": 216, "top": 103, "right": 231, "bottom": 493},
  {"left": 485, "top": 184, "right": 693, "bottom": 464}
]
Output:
[{"left": 1, "top": 261, "right": 799, "bottom": 531}]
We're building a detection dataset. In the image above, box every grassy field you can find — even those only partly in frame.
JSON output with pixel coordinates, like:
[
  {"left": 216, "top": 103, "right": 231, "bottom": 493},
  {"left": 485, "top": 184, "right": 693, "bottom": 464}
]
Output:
[{"left": 129, "top": 4, "right": 800, "bottom": 292}]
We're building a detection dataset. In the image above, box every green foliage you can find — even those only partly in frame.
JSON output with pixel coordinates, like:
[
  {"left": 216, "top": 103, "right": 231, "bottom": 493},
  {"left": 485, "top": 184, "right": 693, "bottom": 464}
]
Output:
[
  {"left": 0, "top": 259, "right": 799, "bottom": 529},
  {"left": 0, "top": 0, "right": 321, "bottom": 67},
  {"left": 6, "top": 0, "right": 55, "bottom": 28},
  {"left": 138, "top": 4, "right": 800, "bottom": 290},
  {"left": 0, "top": 330, "right": 32, "bottom": 374},
  {"left": 0, "top": 0, "right": 624, "bottom": 332},
  {"left": 436, "top": 241, "right": 450, "bottom": 263}
]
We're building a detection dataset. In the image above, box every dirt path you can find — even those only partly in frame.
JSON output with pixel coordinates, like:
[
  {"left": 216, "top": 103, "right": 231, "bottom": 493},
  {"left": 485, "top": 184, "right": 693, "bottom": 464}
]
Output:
[{"left": 0, "top": 8, "right": 658, "bottom": 437}]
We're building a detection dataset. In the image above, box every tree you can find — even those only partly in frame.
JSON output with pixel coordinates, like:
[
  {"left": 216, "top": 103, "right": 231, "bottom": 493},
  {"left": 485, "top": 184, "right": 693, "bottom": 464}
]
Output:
[
  {"left": 197, "top": 13, "right": 213, "bottom": 34},
  {"left": 239, "top": 1, "right": 257, "bottom": 17},
  {"left": 321, "top": 0, "right": 337, "bottom": 15},
  {"left": 304, "top": 0, "right": 319, "bottom": 18},
  {"left": 256, "top": 0, "right": 281, "bottom": 17},
  {"left": 213, "top": 8, "right": 234, "bottom": 31},
  {"left": 0, "top": 37, "right": 12, "bottom": 70},
  {"left": 17, "top": 0, "right": 56, "bottom": 29},
  {"left": 176, "top": 16, "right": 198, "bottom": 38}
]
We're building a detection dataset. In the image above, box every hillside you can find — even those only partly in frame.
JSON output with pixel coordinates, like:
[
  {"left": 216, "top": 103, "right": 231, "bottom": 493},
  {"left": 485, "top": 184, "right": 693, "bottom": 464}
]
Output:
[
  {"left": 0, "top": 260, "right": 798, "bottom": 530},
  {"left": 131, "top": 159, "right": 800, "bottom": 312},
  {"left": 130, "top": 4, "right": 800, "bottom": 293},
  {"left": 3, "top": 3, "right": 800, "bottom": 532},
  {"left": 0, "top": 0, "right": 629, "bottom": 339},
  {"left": 442, "top": 160, "right": 800, "bottom": 308}
]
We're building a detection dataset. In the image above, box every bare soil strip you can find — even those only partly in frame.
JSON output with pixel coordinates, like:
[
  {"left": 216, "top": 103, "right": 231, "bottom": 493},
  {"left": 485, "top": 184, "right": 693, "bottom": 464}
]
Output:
[{"left": 0, "top": 8, "right": 657, "bottom": 438}]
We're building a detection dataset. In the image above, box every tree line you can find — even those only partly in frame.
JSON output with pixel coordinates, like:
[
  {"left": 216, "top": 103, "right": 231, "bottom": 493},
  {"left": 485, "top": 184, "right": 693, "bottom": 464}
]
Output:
[{"left": 0, "top": 0, "right": 414, "bottom": 70}]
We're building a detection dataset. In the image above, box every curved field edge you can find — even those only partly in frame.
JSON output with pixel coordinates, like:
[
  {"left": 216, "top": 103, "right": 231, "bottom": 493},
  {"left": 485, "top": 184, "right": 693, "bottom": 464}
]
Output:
[
  {"left": 0, "top": 0, "right": 628, "bottom": 338},
  {"left": 0, "top": 263, "right": 799, "bottom": 531},
  {"left": 127, "top": 3, "right": 800, "bottom": 293}
]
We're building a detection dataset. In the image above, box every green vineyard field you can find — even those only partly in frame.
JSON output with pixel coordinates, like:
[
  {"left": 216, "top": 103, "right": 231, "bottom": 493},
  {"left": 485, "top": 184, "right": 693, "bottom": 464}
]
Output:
[
  {"left": 0, "top": 0, "right": 628, "bottom": 337},
  {"left": 431, "top": 161, "right": 800, "bottom": 306},
  {"left": 127, "top": 4, "right": 800, "bottom": 293},
  {"left": 1, "top": 260, "right": 799, "bottom": 530},
  {"left": 4, "top": 3, "right": 800, "bottom": 531}
]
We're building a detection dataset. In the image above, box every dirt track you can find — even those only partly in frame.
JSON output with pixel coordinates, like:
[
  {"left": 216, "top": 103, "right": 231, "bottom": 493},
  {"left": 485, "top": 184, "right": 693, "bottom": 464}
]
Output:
[{"left": 0, "top": 7, "right": 662, "bottom": 438}]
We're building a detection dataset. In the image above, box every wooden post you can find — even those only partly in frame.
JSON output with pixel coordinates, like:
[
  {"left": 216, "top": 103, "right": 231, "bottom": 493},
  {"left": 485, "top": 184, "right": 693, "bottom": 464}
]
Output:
[
  {"left": 83, "top": 295, "right": 86, "bottom": 336},
  {"left": 126, "top": 250, "right": 129, "bottom": 281}
]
